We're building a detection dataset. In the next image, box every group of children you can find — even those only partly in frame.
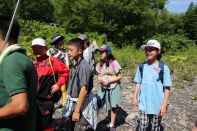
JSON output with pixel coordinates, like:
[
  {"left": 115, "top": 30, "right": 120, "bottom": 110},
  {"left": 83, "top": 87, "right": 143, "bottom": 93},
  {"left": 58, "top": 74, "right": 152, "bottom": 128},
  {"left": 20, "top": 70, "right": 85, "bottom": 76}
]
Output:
[
  {"left": 3, "top": 16, "right": 197, "bottom": 131},
  {"left": 31, "top": 33, "right": 172, "bottom": 131}
]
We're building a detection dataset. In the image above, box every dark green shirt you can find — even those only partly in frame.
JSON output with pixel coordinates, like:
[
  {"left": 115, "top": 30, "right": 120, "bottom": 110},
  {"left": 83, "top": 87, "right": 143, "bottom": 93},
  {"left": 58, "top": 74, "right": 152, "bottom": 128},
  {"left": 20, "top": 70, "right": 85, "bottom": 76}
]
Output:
[{"left": 0, "top": 49, "right": 37, "bottom": 131}]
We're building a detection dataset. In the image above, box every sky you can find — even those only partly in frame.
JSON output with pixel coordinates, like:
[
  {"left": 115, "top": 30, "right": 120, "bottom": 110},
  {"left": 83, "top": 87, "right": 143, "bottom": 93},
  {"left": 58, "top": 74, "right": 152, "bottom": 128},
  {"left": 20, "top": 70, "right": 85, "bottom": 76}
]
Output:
[{"left": 165, "top": 0, "right": 197, "bottom": 13}]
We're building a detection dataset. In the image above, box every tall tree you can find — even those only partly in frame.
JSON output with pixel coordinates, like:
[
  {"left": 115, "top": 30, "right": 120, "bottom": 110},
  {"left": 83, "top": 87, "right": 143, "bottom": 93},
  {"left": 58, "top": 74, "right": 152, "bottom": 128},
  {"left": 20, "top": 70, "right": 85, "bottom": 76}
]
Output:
[
  {"left": 0, "top": 0, "right": 15, "bottom": 16},
  {"left": 0, "top": 0, "right": 54, "bottom": 22},
  {"left": 19, "top": 0, "right": 54, "bottom": 22},
  {"left": 157, "top": 10, "right": 185, "bottom": 35},
  {"left": 184, "top": 2, "right": 197, "bottom": 43},
  {"left": 52, "top": 0, "right": 167, "bottom": 46}
]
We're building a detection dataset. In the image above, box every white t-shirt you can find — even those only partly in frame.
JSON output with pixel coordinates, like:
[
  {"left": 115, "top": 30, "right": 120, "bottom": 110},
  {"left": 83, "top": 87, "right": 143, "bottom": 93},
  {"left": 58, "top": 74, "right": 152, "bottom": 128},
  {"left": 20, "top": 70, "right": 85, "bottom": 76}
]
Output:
[
  {"left": 134, "top": 62, "right": 172, "bottom": 115},
  {"left": 83, "top": 48, "right": 90, "bottom": 64}
]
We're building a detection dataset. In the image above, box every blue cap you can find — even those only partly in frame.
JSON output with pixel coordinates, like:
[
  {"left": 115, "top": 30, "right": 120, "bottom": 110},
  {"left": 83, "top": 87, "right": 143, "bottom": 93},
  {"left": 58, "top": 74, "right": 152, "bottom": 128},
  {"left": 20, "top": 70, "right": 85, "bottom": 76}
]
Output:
[
  {"left": 97, "top": 44, "right": 111, "bottom": 54},
  {"left": 50, "top": 34, "right": 64, "bottom": 45}
]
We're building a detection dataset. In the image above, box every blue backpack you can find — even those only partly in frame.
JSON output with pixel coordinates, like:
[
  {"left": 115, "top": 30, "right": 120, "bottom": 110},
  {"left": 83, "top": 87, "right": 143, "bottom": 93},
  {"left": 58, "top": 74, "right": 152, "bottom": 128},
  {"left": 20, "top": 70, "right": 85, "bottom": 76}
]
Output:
[{"left": 139, "top": 61, "right": 164, "bottom": 84}]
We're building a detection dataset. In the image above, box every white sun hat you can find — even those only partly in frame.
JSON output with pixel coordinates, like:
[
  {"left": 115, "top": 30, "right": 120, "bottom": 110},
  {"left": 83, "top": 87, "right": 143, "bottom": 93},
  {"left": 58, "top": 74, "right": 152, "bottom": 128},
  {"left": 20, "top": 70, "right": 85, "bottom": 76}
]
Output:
[
  {"left": 141, "top": 39, "right": 161, "bottom": 50},
  {"left": 31, "top": 38, "right": 46, "bottom": 47}
]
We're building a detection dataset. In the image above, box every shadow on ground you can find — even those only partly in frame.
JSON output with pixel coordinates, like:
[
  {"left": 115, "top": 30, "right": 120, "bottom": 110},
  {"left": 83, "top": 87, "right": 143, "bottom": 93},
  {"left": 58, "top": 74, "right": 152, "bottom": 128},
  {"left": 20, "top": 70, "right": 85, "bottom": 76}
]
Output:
[{"left": 96, "top": 107, "right": 128, "bottom": 131}]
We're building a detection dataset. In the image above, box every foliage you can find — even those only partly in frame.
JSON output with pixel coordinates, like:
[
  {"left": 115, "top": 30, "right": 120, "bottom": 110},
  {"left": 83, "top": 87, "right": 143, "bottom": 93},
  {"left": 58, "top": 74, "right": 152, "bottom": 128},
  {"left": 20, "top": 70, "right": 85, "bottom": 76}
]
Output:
[
  {"left": 19, "top": 20, "right": 108, "bottom": 55},
  {"left": 184, "top": 2, "right": 197, "bottom": 43},
  {"left": 157, "top": 10, "right": 185, "bottom": 35},
  {"left": 0, "top": 0, "right": 15, "bottom": 16},
  {"left": 19, "top": 0, "right": 54, "bottom": 22},
  {"left": 51, "top": 0, "right": 167, "bottom": 46},
  {"left": 19, "top": 20, "right": 197, "bottom": 81},
  {"left": 162, "top": 46, "right": 197, "bottom": 81},
  {"left": 150, "top": 34, "right": 196, "bottom": 53},
  {"left": 112, "top": 45, "right": 145, "bottom": 77},
  {"left": 2, "top": 0, "right": 195, "bottom": 47},
  {"left": 108, "top": 44, "right": 197, "bottom": 81},
  {"left": 0, "top": 0, "right": 54, "bottom": 22},
  {"left": 115, "top": 45, "right": 197, "bottom": 81}
]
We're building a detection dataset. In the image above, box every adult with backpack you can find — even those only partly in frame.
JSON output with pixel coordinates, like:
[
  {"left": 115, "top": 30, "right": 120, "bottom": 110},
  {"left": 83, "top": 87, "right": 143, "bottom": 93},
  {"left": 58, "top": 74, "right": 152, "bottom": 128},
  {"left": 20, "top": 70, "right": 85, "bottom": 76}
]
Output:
[
  {"left": 96, "top": 44, "right": 123, "bottom": 131},
  {"left": 132, "top": 40, "right": 172, "bottom": 131},
  {"left": 31, "top": 38, "right": 70, "bottom": 131}
]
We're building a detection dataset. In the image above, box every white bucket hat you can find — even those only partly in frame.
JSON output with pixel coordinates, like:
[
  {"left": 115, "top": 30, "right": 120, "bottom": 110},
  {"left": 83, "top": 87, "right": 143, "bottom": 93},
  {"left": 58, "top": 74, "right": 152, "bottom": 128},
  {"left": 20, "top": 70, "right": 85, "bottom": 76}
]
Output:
[
  {"left": 141, "top": 39, "right": 161, "bottom": 50},
  {"left": 31, "top": 38, "right": 46, "bottom": 47}
]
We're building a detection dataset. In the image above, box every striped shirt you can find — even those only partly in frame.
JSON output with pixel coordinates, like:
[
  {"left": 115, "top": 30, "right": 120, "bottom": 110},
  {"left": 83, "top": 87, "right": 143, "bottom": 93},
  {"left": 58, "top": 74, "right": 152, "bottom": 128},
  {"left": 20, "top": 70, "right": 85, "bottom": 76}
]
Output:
[{"left": 47, "top": 48, "right": 69, "bottom": 67}]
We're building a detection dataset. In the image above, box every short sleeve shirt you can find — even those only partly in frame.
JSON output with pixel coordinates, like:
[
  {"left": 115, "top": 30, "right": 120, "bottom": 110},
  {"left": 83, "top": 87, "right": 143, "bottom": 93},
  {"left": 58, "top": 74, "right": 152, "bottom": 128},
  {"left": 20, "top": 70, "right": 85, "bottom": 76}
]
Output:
[
  {"left": 83, "top": 48, "right": 90, "bottom": 63},
  {"left": 0, "top": 50, "right": 37, "bottom": 131},
  {"left": 96, "top": 60, "right": 122, "bottom": 89},
  {"left": 67, "top": 59, "right": 93, "bottom": 98},
  {"left": 134, "top": 62, "right": 172, "bottom": 115},
  {"left": 47, "top": 48, "right": 69, "bottom": 66}
]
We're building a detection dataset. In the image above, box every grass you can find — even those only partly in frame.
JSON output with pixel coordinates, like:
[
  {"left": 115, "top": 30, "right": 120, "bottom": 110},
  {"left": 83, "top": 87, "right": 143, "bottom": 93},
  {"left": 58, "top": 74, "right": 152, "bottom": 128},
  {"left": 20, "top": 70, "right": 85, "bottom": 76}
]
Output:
[
  {"left": 109, "top": 45, "right": 197, "bottom": 82},
  {"left": 23, "top": 41, "right": 197, "bottom": 83}
]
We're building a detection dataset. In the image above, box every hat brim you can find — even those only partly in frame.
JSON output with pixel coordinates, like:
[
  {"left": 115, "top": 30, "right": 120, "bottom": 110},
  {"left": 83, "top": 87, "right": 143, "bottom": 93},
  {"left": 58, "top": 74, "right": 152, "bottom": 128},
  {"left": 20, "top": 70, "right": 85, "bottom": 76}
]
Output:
[
  {"left": 31, "top": 44, "right": 46, "bottom": 47},
  {"left": 50, "top": 36, "right": 64, "bottom": 45},
  {"left": 141, "top": 45, "right": 160, "bottom": 50},
  {"left": 96, "top": 48, "right": 106, "bottom": 52},
  {"left": 141, "top": 45, "right": 148, "bottom": 49}
]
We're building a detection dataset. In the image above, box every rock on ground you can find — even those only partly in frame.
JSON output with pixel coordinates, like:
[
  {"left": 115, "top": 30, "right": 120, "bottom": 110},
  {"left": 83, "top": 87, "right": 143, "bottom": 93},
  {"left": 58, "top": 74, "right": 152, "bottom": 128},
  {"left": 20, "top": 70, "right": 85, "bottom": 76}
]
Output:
[{"left": 53, "top": 75, "right": 197, "bottom": 131}]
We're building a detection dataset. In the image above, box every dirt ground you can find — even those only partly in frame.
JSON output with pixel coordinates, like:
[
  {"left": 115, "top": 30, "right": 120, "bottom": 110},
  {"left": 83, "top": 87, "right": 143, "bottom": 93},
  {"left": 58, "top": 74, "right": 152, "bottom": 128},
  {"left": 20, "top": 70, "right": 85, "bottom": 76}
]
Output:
[{"left": 53, "top": 75, "right": 197, "bottom": 131}]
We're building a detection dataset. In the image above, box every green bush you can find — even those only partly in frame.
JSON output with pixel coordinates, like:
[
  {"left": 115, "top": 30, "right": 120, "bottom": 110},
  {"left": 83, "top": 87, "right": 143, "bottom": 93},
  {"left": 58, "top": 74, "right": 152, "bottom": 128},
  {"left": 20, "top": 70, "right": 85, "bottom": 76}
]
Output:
[
  {"left": 19, "top": 20, "right": 108, "bottom": 55},
  {"left": 18, "top": 20, "right": 197, "bottom": 82},
  {"left": 150, "top": 34, "right": 195, "bottom": 53},
  {"left": 164, "top": 46, "right": 197, "bottom": 81}
]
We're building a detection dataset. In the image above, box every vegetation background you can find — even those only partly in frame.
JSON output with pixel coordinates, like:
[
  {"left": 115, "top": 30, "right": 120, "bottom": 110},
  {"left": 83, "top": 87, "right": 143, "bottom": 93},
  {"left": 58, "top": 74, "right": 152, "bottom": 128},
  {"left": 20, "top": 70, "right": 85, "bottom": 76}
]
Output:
[{"left": 0, "top": 0, "right": 197, "bottom": 85}]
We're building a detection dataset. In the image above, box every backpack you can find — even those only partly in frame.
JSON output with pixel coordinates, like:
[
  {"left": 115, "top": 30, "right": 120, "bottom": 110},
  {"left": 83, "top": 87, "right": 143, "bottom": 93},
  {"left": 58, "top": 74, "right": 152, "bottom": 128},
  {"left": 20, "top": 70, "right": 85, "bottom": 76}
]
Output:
[{"left": 139, "top": 61, "right": 164, "bottom": 84}]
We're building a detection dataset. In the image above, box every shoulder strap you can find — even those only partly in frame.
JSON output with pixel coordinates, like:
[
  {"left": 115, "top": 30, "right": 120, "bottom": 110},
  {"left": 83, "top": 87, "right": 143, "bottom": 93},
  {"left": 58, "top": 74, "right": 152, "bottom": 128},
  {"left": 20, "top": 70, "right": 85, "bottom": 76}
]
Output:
[
  {"left": 157, "top": 61, "right": 164, "bottom": 84},
  {"left": 99, "top": 60, "right": 115, "bottom": 72},
  {"left": 139, "top": 61, "right": 146, "bottom": 81},
  {"left": 109, "top": 60, "right": 115, "bottom": 70},
  {"left": 139, "top": 61, "right": 164, "bottom": 84},
  {"left": 48, "top": 56, "right": 56, "bottom": 83},
  {"left": 98, "top": 63, "right": 102, "bottom": 72}
]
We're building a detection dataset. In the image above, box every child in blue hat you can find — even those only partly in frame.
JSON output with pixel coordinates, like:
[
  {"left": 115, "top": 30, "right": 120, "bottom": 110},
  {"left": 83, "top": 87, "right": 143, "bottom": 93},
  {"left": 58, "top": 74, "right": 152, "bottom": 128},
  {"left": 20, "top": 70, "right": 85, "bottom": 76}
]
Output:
[
  {"left": 47, "top": 34, "right": 70, "bottom": 106},
  {"left": 96, "top": 44, "right": 123, "bottom": 131}
]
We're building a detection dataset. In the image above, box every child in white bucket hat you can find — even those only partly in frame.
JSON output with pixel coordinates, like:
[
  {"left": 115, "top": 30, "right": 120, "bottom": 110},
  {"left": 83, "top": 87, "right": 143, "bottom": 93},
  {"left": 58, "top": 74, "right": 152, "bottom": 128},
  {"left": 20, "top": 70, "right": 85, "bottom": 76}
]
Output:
[{"left": 132, "top": 39, "right": 172, "bottom": 130}]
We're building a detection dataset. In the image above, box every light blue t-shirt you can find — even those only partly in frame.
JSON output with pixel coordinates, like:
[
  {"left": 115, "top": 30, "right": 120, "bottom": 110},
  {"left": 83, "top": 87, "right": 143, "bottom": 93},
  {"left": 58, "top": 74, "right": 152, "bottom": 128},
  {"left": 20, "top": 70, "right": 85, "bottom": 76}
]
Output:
[{"left": 134, "top": 62, "right": 172, "bottom": 115}]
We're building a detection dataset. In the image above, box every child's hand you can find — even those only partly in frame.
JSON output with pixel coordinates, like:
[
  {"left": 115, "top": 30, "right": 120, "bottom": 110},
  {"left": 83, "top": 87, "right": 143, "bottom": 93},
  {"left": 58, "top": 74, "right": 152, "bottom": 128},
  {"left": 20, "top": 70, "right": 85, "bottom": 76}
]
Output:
[
  {"left": 98, "top": 77, "right": 104, "bottom": 83},
  {"left": 132, "top": 97, "right": 138, "bottom": 109},
  {"left": 72, "top": 111, "right": 80, "bottom": 122},
  {"left": 51, "top": 84, "right": 60, "bottom": 94},
  {"left": 102, "top": 79, "right": 110, "bottom": 86},
  {"left": 92, "top": 40, "right": 97, "bottom": 45},
  {"left": 160, "top": 105, "right": 167, "bottom": 116}
]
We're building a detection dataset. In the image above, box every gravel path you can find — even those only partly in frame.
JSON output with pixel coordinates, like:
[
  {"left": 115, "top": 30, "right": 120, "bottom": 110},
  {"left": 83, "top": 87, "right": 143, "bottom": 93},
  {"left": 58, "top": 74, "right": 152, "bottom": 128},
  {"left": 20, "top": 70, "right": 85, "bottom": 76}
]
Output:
[{"left": 54, "top": 75, "right": 197, "bottom": 131}]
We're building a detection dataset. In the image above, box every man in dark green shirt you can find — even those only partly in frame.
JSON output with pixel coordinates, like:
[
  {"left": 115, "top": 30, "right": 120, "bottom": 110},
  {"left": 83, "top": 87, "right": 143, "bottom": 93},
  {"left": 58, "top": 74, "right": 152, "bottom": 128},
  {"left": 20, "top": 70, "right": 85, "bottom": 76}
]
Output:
[{"left": 0, "top": 15, "right": 37, "bottom": 131}]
